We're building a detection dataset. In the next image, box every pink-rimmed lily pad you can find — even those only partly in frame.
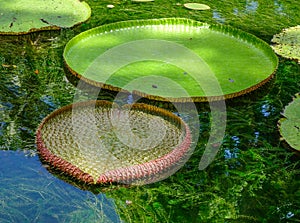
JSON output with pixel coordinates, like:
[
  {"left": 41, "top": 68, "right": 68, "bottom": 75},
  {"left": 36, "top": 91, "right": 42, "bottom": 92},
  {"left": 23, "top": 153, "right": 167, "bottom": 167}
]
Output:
[{"left": 36, "top": 100, "right": 192, "bottom": 185}]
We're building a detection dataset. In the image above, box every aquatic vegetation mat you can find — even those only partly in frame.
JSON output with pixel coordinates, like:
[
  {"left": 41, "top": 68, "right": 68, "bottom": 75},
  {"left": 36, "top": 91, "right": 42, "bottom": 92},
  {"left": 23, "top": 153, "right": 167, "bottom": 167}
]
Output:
[
  {"left": 36, "top": 100, "right": 191, "bottom": 185},
  {"left": 64, "top": 18, "right": 278, "bottom": 102},
  {"left": 0, "top": 0, "right": 91, "bottom": 35},
  {"left": 271, "top": 25, "right": 300, "bottom": 63},
  {"left": 279, "top": 93, "right": 300, "bottom": 152}
]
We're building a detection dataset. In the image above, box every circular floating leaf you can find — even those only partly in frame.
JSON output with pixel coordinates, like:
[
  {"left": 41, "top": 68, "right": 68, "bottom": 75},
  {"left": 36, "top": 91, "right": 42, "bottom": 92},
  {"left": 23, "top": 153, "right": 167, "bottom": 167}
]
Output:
[
  {"left": 63, "top": 18, "right": 278, "bottom": 102},
  {"left": 184, "top": 3, "right": 210, "bottom": 10},
  {"left": 271, "top": 25, "right": 300, "bottom": 63},
  {"left": 279, "top": 93, "right": 300, "bottom": 152},
  {"left": 36, "top": 100, "right": 192, "bottom": 185},
  {"left": 0, "top": 0, "right": 91, "bottom": 35}
]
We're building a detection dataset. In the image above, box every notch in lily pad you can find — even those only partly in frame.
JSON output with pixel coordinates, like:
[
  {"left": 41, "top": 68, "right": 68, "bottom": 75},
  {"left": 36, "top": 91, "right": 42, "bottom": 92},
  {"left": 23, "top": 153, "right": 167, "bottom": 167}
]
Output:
[{"left": 184, "top": 3, "right": 210, "bottom": 10}]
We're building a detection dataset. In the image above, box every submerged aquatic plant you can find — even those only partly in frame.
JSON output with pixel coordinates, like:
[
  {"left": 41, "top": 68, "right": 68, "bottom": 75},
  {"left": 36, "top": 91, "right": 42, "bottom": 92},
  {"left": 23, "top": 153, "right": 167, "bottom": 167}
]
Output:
[
  {"left": 0, "top": 151, "right": 121, "bottom": 223},
  {"left": 36, "top": 100, "right": 191, "bottom": 185}
]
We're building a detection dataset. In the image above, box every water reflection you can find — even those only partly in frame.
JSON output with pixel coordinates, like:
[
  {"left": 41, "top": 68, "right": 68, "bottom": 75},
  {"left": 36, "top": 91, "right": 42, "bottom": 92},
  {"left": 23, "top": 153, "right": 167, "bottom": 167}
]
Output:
[
  {"left": 274, "top": 0, "right": 286, "bottom": 15},
  {"left": 40, "top": 95, "right": 60, "bottom": 111},
  {"left": 224, "top": 135, "right": 240, "bottom": 160},
  {"left": 0, "top": 150, "right": 122, "bottom": 223},
  {"left": 212, "top": 11, "right": 226, "bottom": 23},
  {"left": 261, "top": 102, "right": 275, "bottom": 117},
  {"left": 253, "top": 131, "right": 260, "bottom": 145},
  {"left": 245, "top": 0, "right": 259, "bottom": 13}
]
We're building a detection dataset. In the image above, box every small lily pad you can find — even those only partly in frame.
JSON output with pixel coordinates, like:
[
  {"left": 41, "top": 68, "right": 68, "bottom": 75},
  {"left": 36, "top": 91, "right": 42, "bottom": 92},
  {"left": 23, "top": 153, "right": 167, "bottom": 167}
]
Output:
[
  {"left": 271, "top": 25, "right": 300, "bottom": 63},
  {"left": 184, "top": 3, "right": 210, "bottom": 10},
  {"left": 107, "top": 4, "right": 115, "bottom": 9},
  {"left": 279, "top": 93, "right": 300, "bottom": 151},
  {"left": 0, "top": 0, "right": 91, "bottom": 35}
]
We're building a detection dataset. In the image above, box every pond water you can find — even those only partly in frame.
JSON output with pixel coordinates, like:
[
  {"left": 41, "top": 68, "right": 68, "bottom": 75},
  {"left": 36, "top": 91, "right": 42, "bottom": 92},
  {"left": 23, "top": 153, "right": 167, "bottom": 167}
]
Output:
[{"left": 0, "top": 0, "right": 300, "bottom": 222}]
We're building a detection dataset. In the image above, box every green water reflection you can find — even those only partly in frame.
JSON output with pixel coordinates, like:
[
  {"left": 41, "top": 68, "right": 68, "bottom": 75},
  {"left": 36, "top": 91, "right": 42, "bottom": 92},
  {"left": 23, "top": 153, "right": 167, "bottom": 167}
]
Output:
[{"left": 0, "top": 0, "right": 299, "bottom": 222}]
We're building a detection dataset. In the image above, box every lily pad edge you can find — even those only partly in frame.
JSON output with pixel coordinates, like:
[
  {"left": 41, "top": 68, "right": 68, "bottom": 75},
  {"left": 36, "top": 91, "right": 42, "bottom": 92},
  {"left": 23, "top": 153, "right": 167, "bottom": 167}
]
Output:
[
  {"left": 279, "top": 93, "right": 300, "bottom": 153},
  {"left": 0, "top": 1, "right": 91, "bottom": 35}
]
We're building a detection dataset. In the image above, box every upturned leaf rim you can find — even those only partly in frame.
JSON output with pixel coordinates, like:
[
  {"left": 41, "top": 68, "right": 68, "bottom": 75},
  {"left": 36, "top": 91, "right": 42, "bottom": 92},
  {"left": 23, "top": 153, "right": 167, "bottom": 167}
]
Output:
[
  {"left": 0, "top": 1, "right": 91, "bottom": 35},
  {"left": 63, "top": 18, "right": 278, "bottom": 102},
  {"left": 36, "top": 100, "right": 192, "bottom": 185}
]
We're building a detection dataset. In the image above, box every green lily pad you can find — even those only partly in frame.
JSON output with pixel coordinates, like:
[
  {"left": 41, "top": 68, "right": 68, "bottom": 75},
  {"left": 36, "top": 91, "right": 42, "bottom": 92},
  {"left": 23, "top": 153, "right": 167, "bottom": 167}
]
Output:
[
  {"left": 271, "top": 25, "right": 300, "bottom": 63},
  {"left": 279, "top": 93, "right": 300, "bottom": 152},
  {"left": 0, "top": 0, "right": 91, "bottom": 35},
  {"left": 63, "top": 18, "right": 278, "bottom": 102},
  {"left": 184, "top": 3, "right": 210, "bottom": 10}
]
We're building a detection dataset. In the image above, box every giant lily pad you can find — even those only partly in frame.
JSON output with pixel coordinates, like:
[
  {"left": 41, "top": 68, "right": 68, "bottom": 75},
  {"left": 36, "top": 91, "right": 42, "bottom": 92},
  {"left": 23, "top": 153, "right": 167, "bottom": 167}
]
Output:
[
  {"left": 36, "top": 100, "right": 191, "bottom": 185},
  {"left": 63, "top": 18, "right": 278, "bottom": 102},
  {"left": 0, "top": 0, "right": 91, "bottom": 35},
  {"left": 279, "top": 93, "right": 300, "bottom": 152},
  {"left": 271, "top": 25, "right": 300, "bottom": 63}
]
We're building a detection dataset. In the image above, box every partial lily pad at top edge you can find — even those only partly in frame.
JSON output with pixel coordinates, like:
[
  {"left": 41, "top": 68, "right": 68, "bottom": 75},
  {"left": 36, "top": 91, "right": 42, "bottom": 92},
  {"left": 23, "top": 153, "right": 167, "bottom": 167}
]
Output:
[
  {"left": 36, "top": 100, "right": 192, "bottom": 185},
  {"left": 271, "top": 25, "right": 300, "bottom": 63},
  {"left": 131, "top": 0, "right": 155, "bottom": 2},
  {"left": 0, "top": 0, "right": 91, "bottom": 35},
  {"left": 184, "top": 3, "right": 210, "bottom": 10},
  {"left": 279, "top": 93, "right": 300, "bottom": 152},
  {"left": 63, "top": 18, "right": 278, "bottom": 102}
]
